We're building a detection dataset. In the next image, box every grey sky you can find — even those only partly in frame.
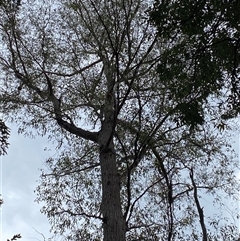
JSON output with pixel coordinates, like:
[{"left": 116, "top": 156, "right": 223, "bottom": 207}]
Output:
[{"left": 1, "top": 123, "right": 53, "bottom": 241}]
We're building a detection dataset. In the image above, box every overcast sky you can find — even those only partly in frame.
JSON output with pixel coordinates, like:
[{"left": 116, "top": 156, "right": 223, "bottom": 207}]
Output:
[
  {"left": 1, "top": 123, "right": 54, "bottom": 241},
  {"left": 1, "top": 122, "right": 239, "bottom": 241}
]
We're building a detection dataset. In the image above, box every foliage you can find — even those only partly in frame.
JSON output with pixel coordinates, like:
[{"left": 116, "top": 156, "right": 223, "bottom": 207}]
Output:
[
  {"left": 0, "top": 0, "right": 239, "bottom": 240},
  {"left": 150, "top": 0, "right": 240, "bottom": 126},
  {"left": 0, "top": 119, "right": 10, "bottom": 155},
  {"left": 37, "top": 120, "right": 240, "bottom": 240},
  {"left": 7, "top": 234, "right": 22, "bottom": 241}
]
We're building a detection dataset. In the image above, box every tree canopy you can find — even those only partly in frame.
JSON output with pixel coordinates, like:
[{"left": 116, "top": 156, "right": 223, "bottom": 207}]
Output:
[
  {"left": 0, "top": 0, "right": 239, "bottom": 240},
  {"left": 150, "top": 0, "right": 240, "bottom": 125}
]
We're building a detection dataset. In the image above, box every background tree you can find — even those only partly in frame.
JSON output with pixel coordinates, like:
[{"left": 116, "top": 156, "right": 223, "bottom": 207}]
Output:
[
  {"left": 0, "top": 0, "right": 239, "bottom": 240},
  {"left": 0, "top": 119, "right": 10, "bottom": 156},
  {"left": 150, "top": 0, "right": 240, "bottom": 125}
]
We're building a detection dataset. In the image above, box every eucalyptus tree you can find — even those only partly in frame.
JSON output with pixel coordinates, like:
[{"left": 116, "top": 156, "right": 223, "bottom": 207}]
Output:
[{"left": 0, "top": 1, "right": 239, "bottom": 241}]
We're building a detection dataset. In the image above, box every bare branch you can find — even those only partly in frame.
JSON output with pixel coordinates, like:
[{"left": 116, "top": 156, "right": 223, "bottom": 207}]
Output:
[{"left": 189, "top": 168, "right": 208, "bottom": 241}]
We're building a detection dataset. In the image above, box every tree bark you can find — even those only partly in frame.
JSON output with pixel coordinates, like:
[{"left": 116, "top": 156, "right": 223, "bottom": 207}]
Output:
[{"left": 98, "top": 113, "right": 126, "bottom": 241}]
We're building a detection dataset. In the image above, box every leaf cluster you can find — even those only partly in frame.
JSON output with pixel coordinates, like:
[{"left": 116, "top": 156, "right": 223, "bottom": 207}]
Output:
[
  {"left": 150, "top": 0, "right": 240, "bottom": 127},
  {"left": 0, "top": 119, "right": 10, "bottom": 155},
  {"left": 7, "top": 234, "right": 22, "bottom": 241}
]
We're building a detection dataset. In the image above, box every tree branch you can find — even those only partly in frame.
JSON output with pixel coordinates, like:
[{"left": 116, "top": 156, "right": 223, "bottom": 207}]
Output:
[{"left": 189, "top": 168, "right": 208, "bottom": 241}]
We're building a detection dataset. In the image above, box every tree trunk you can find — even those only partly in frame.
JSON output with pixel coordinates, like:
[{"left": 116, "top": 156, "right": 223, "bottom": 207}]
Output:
[{"left": 98, "top": 116, "right": 126, "bottom": 241}]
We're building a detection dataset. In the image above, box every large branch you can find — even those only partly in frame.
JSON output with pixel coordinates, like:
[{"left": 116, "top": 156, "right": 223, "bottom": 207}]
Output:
[
  {"left": 14, "top": 67, "right": 99, "bottom": 143},
  {"left": 55, "top": 114, "right": 98, "bottom": 143},
  {"left": 45, "top": 59, "right": 101, "bottom": 77},
  {"left": 45, "top": 75, "right": 98, "bottom": 143}
]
